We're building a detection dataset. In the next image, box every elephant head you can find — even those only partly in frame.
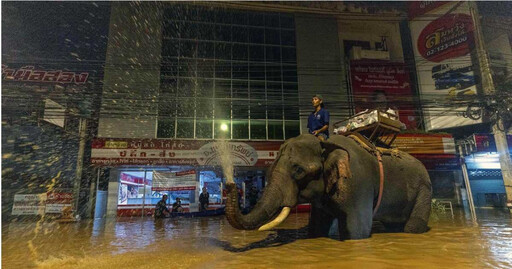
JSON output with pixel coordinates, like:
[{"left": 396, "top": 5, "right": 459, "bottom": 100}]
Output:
[{"left": 225, "top": 134, "right": 336, "bottom": 231}]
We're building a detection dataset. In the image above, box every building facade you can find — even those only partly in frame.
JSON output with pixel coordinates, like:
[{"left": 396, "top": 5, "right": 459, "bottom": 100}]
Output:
[{"left": 91, "top": 2, "right": 464, "bottom": 217}]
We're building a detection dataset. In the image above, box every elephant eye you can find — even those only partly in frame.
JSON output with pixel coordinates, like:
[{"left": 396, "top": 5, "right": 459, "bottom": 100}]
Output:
[{"left": 292, "top": 164, "right": 306, "bottom": 180}]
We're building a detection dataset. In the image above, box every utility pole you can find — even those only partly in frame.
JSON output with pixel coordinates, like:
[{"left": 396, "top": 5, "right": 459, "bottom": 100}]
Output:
[
  {"left": 73, "top": 117, "right": 88, "bottom": 217},
  {"left": 470, "top": 3, "right": 512, "bottom": 214}
]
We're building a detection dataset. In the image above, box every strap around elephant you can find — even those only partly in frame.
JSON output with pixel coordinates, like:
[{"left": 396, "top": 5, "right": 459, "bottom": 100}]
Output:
[{"left": 373, "top": 151, "right": 384, "bottom": 216}]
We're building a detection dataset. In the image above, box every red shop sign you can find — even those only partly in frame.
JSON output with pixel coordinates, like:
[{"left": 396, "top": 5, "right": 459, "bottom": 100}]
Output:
[{"left": 417, "top": 13, "right": 475, "bottom": 62}]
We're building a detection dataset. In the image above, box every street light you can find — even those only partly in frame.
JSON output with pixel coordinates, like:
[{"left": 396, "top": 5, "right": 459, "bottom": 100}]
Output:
[{"left": 220, "top": 123, "right": 228, "bottom": 132}]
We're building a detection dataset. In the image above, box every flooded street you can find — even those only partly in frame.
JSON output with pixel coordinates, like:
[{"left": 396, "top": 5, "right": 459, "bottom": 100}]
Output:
[{"left": 3, "top": 208, "right": 512, "bottom": 269}]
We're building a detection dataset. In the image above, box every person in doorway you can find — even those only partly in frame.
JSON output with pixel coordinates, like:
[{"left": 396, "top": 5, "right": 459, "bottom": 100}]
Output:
[
  {"left": 154, "top": 194, "right": 171, "bottom": 218},
  {"left": 199, "top": 187, "right": 210, "bottom": 212},
  {"left": 307, "top": 94, "right": 330, "bottom": 141}
]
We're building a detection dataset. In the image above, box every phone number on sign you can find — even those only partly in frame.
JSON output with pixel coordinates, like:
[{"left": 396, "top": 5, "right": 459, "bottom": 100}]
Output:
[{"left": 426, "top": 36, "right": 468, "bottom": 57}]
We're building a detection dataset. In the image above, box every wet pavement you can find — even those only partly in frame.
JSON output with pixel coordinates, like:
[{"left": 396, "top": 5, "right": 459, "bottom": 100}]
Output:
[{"left": 2, "top": 208, "right": 512, "bottom": 269}]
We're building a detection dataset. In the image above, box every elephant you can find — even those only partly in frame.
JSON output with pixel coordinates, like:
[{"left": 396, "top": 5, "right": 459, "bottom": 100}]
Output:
[{"left": 224, "top": 134, "right": 432, "bottom": 240}]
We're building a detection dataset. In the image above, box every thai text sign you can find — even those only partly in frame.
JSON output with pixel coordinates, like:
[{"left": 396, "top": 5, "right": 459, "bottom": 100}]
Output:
[
  {"left": 152, "top": 170, "right": 197, "bottom": 191},
  {"left": 45, "top": 192, "right": 73, "bottom": 214},
  {"left": 391, "top": 133, "right": 456, "bottom": 154},
  {"left": 350, "top": 61, "right": 417, "bottom": 129},
  {"left": 409, "top": 2, "right": 481, "bottom": 131},
  {"left": 12, "top": 194, "right": 47, "bottom": 215},
  {"left": 91, "top": 138, "right": 282, "bottom": 167},
  {"left": 2, "top": 65, "right": 89, "bottom": 84}
]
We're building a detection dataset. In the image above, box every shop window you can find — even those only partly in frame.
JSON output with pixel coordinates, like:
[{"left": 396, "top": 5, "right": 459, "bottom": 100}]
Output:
[
  {"left": 232, "top": 120, "right": 249, "bottom": 139},
  {"left": 232, "top": 11, "right": 247, "bottom": 25},
  {"left": 199, "top": 171, "right": 223, "bottom": 205},
  {"left": 232, "top": 44, "right": 248, "bottom": 61},
  {"left": 197, "top": 41, "right": 214, "bottom": 58},
  {"left": 214, "top": 119, "right": 231, "bottom": 139},
  {"left": 249, "top": 45, "right": 265, "bottom": 62},
  {"left": 266, "top": 46, "right": 281, "bottom": 63},
  {"left": 280, "top": 15, "right": 295, "bottom": 29},
  {"left": 215, "top": 43, "right": 232, "bottom": 61},
  {"left": 265, "top": 14, "right": 279, "bottom": 28},
  {"left": 265, "top": 29, "right": 280, "bottom": 45},
  {"left": 179, "top": 41, "right": 197, "bottom": 58},
  {"left": 266, "top": 63, "right": 282, "bottom": 82},
  {"left": 214, "top": 79, "right": 231, "bottom": 98},
  {"left": 250, "top": 100, "right": 266, "bottom": 120},
  {"left": 159, "top": 5, "right": 298, "bottom": 141},
  {"left": 215, "top": 9, "right": 232, "bottom": 24},
  {"left": 233, "top": 26, "right": 248, "bottom": 43},
  {"left": 484, "top": 193, "right": 507, "bottom": 207},
  {"left": 214, "top": 99, "right": 231, "bottom": 119},
  {"left": 177, "top": 98, "right": 195, "bottom": 117},
  {"left": 248, "top": 28, "right": 264, "bottom": 44},
  {"left": 196, "top": 120, "right": 213, "bottom": 139},
  {"left": 232, "top": 103, "right": 249, "bottom": 119},
  {"left": 214, "top": 61, "right": 231, "bottom": 79},
  {"left": 232, "top": 81, "right": 248, "bottom": 99},
  {"left": 198, "top": 24, "right": 215, "bottom": 41},
  {"left": 157, "top": 118, "right": 175, "bottom": 138},
  {"left": 215, "top": 25, "right": 232, "bottom": 42},
  {"left": 197, "top": 60, "right": 214, "bottom": 78},
  {"left": 268, "top": 120, "right": 283, "bottom": 140},
  {"left": 267, "top": 103, "right": 283, "bottom": 120},
  {"left": 196, "top": 78, "right": 214, "bottom": 98},
  {"left": 118, "top": 171, "right": 147, "bottom": 206},
  {"left": 196, "top": 99, "right": 213, "bottom": 119},
  {"left": 282, "top": 65, "right": 297, "bottom": 82},
  {"left": 176, "top": 118, "right": 194, "bottom": 138},
  {"left": 250, "top": 120, "right": 266, "bottom": 139},
  {"left": 178, "top": 77, "right": 196, "bottom": 97},
  {"left": 285, "top": 120, "right": 300, "bottom": 139},
  {"left": 162, "top": 39, "right": 179, "bottom": 57},
  {"left": 281, "top": 30, "right": 296, "bottom": 46},
  {"left": 343, "top": 40, "right": 371, "bottom": 57},
  {"left": 281, "top": 47, "right": 296, "bottom": 63},
  {"left": 248, "top": 12, "right": 265, "bottom": 26}
]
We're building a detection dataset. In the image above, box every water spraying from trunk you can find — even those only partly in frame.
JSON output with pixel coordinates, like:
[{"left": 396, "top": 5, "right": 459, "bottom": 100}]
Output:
[{"left": 213, "top": 140, "right": 235, "bottom": 185}]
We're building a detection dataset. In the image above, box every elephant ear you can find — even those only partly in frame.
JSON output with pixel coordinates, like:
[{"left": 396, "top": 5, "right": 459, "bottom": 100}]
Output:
[{"left": 321, "top": 141, "right": 352, "bottom": 195}]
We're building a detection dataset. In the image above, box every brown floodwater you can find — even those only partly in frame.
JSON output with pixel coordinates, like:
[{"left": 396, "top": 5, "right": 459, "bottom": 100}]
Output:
[{"left": 2, "top": 208, "right": 512, "bottom": 269}]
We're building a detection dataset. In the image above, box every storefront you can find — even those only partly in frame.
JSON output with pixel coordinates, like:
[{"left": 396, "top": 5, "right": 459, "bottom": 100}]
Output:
[
  {"left": 458, "top": 134, "right": 511, "bottom": 208},
  {"left": 91, "top": 138, "right": 282, "bottom": 217},
  {"left": 390, "top": 133, "right": 462, "bottom": 203}
]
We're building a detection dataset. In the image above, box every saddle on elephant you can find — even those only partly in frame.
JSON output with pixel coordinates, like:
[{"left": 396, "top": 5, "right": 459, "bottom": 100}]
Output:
[{"left": 333, "top": 109, "right": 404, "bottom": 149}]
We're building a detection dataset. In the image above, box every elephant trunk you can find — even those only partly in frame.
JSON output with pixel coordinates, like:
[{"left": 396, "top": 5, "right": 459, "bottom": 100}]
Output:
[{"left": 225, "top": 173, "right": 294, "bottom": 230}]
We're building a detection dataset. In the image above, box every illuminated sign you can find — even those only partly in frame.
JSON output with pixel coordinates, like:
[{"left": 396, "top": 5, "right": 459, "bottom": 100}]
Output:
[{"left": 2, "top": 65, "right": 89, "bottom": 84}]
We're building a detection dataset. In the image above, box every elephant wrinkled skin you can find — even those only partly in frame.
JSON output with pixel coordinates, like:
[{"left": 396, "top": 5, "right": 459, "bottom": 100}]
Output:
[{"left": 225, "top": 134, "right": 432, "bottom": 240}]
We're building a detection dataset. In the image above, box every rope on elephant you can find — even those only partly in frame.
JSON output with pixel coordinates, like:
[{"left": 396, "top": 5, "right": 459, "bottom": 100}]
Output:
[
  {"left": 346, "top": 133, "right": 402, "bottom": 159},
  {"left": 346, "top": 133, "right": 385, "bottom": 216}
]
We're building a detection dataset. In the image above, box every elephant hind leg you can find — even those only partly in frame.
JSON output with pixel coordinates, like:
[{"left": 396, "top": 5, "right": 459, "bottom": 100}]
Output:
[{"left": 404, "top": 182, "right": 432, "bottom": 234}]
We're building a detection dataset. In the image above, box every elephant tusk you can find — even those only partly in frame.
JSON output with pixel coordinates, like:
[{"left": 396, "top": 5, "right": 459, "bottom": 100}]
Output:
[{"left": 257, "top": 207, "right": 291, "bottom": 231}]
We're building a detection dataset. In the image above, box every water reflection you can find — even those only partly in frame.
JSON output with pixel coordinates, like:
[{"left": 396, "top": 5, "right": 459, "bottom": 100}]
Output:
[{"left": 2, "top": 208, "right": 512, "bottom": 268}]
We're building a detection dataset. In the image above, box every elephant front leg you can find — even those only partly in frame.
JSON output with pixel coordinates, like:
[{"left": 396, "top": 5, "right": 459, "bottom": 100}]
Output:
[
  {"left": 308, "top": 206, "right": 335, "bottom": 238},
  {"left": 338, "top": 208, "right": 373, "bottom": 240}
]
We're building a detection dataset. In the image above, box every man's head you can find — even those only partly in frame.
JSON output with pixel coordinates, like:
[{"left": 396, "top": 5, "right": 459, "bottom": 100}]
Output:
[
  {"left": 162, "top": 194, "right": 168, "bottom": 200},
  {"left": 176, "top": 197, "right": 181, "bottom": 202},
  {"left": 372, "top": 90, "right": 388, "bottom": 110},
  {"left": 202, "top": 187, "right": 207, "bottom": 192},
  {"left": 312, "top": 94, "right": 324, "bottom": 108}
]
